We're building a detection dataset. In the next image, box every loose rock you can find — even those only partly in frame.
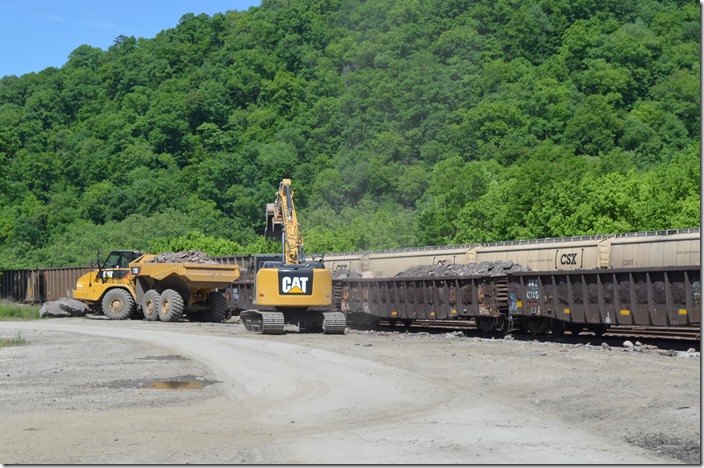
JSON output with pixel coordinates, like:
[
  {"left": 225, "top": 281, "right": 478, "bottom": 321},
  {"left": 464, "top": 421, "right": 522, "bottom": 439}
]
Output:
[
  {"left": 144, "top": 251, "right": 217, "bottom": 264},
  {"left": 39, "top": 297, "right": 90, "bottom": 318},
  {"left": 332, "top": 269, "right": 363, "bottom": 279}
]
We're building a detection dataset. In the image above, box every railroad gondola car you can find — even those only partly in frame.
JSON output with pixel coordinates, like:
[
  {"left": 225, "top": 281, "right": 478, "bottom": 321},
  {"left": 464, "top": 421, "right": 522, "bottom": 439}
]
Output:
[{"left": 331, "top": 265, "right": 701, "bottom": 337}]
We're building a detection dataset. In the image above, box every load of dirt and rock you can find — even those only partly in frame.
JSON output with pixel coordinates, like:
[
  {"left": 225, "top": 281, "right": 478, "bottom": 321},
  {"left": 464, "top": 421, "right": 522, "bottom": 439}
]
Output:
[
  {"left": 144, "top": 250, "right": 218, "bottom": 264},
  {"left": 395, "top": 260, "right": 530, "bottom": 278},
  {"left": 332, "top": 268, "right": 364, "bottom": 279}
]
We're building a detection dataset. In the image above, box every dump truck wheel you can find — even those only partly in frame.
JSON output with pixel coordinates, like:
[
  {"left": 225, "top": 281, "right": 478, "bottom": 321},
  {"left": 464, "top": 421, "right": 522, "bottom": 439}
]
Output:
[
  {"left": 142, "top": 290, "right": 160, "bottom": 321},
  {"left": 102, "top": 289, "right": 134, "bottom": 320},
  {"left": 159, "top": 289, "right": 184, "bottom": 322},
  {"left": 206, "top": 292, "right": 227, "bottom": 323}
]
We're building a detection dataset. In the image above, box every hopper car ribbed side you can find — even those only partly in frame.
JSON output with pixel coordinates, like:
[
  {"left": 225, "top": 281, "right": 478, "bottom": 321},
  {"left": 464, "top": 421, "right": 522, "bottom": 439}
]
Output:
[{"left": 329, "top": 266, "right": 700, "bottom": 333}]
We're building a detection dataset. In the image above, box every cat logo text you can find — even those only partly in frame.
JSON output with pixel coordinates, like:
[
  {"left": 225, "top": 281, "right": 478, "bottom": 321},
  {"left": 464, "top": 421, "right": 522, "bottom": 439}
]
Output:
[{"left": 278, "top": 270, "right": 314, "bottom": 296}]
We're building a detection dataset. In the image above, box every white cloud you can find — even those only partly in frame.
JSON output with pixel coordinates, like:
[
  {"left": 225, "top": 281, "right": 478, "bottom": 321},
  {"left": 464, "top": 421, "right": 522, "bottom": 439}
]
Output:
[
  {"left": 44, "top": 13, "right": 117, "bottom": 31},
  {"left": 78, "top": 17, "right": 119, "bottom": 31},
  {"left": 47, "top": 14, "right": 68, "bottom": 23}
]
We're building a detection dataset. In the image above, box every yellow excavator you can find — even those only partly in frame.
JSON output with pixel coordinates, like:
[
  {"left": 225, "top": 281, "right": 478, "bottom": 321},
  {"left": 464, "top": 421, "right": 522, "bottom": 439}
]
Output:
[{"left": 240, "top": 179, "right": 346, "bottom": 334}]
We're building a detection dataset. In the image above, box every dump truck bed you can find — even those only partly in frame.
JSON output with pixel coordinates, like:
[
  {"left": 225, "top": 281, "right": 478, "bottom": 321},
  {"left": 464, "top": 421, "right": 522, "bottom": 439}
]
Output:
[{"left": 131, "top": 260, "right": 240, "bottom": 289}]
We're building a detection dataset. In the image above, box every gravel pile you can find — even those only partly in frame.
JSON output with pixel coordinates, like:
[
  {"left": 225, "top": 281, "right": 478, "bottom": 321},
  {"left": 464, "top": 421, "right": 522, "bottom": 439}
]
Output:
[
  {"left": 332, "top": 269, "right": 363, "bottom": 279},
  {"left": 144, "top": 251, "right": 217, "bottom": 264},
  {"left": 395, "top": 260, "right": 530, "bottom": 278}
]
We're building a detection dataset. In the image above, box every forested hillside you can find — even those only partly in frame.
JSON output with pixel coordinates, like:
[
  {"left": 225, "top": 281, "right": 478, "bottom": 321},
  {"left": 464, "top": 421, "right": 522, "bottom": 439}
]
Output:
[{"left": 0, "top": 0, "right": 699, "bottom": 268}]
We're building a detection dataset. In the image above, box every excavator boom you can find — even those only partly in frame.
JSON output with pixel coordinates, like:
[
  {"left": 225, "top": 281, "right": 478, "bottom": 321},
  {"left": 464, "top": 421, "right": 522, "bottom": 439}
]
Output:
[{"left": 265, "top": 179, "right": 304, "bottom": 264}]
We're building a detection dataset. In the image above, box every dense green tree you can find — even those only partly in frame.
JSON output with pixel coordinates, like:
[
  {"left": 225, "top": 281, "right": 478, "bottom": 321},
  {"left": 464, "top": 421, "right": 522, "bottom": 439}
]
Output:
[
  {"left": 563, "top": 94, "right": 622, "bottom": 156},
  {"left": 0, "top": 0, "right": 699, "bottom": 268}
]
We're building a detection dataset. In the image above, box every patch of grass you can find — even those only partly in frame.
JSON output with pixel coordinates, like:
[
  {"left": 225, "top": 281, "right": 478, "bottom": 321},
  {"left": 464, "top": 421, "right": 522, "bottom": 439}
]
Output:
[
  {"left": 0, "top": 331, "right": 26, "bottom": 347},
  {"left": 0, "top": 301, "right": 40, "bottom": 321}
]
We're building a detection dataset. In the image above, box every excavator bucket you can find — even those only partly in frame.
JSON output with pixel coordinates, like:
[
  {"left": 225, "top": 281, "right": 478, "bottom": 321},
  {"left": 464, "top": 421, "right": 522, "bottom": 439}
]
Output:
[{"left": 265, "top": 203, "right": 283, "bottom": 241}]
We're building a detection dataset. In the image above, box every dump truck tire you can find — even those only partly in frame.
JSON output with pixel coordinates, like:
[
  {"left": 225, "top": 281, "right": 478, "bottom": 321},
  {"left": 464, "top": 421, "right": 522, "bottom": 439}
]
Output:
[
  {"left": 206, "top": 291, "right": 227, "bottom": 323},
  {"left": 159, "top": 289, "right": 184, "bottom": 322},
  {"left": 102, "top": 289, "right": 135, "bottom": 320},
  {"left": 142, "top": 289, "right": 160, "bottom": 321}
]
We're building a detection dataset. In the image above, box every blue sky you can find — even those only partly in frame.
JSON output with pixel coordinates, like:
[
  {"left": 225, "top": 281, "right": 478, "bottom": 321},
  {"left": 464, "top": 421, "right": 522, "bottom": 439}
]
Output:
[{"left": 0, "top": 0, "right": 261, "bottom": 78}]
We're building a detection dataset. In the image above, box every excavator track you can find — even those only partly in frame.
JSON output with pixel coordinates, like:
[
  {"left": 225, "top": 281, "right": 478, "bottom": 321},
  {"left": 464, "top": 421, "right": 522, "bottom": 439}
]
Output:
[
  {"left": 321, "top": 311, "right": 347, "bottom": 334},
  {"left": 240, "top": 310, "right": 285, "bottom": 335}
]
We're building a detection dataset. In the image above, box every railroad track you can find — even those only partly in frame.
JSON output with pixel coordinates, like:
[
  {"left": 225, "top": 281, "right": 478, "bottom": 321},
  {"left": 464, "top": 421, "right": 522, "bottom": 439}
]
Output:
[
  {"left": 370, "top": 319, "right": 700, "bottom": 343},
  {"left": 603, "top": 326, "right": 700, "bottom": 341}
]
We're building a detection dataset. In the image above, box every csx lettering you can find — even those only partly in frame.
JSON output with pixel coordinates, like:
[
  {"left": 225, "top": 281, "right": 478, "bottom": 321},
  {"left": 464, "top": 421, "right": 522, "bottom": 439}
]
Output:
[
  {"left": 560, "top": 253, "right": 578, "bottom": 265},
  {"left": 282, "top": 276, "right": 308, "bottom": 293}
]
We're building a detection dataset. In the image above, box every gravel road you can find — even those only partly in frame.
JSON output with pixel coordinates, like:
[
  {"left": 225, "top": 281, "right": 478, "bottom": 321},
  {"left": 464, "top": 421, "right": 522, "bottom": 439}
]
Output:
[{"left": 0, "top": 318, "right": 699, "bottom": 464}]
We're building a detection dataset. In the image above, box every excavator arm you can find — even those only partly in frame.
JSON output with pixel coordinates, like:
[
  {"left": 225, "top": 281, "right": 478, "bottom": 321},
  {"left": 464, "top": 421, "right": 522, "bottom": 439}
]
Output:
[{"left": 265, "top": 178, "right": 304, "bottom": 264}]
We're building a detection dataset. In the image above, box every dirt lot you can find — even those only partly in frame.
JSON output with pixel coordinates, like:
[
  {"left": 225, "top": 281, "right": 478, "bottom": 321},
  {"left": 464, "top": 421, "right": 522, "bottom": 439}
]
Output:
[{"left": 0, "top": 318, "right": 700, "bottom": 464}]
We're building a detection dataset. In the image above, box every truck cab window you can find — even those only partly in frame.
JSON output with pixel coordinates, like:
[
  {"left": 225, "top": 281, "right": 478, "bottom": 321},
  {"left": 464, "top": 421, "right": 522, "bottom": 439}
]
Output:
[{"left": 103, "top": 253, "right": 123, "bottom": 269}]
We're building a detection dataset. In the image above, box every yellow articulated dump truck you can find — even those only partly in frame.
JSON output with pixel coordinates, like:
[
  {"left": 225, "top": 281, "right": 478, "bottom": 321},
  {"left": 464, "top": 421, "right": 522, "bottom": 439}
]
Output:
[{"left": 73, "top": 250, "right": 240, "bottom": 322}]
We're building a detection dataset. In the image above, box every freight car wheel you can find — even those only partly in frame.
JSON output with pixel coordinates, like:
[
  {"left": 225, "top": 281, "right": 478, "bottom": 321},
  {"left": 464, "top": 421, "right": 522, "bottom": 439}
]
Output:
[
  {"left": 550, "top": 319, "right": 565, "bottom": 337},
  {"left": 159, "top": 289, "right": 184, "bottom": 322},
  {"left": 498, "top": 315, "right": 513, "bottom": 336},
  {"left": 568, "top": 326, "right": 583, "bottom": 336},
  {"left": 102, "top": 289, "right": 135, "bottom": 320},
  {"left": 589, "top": 324, "right": 609, "bottom": 337},
  {"left": 476, "top": 317, "right": 495, "bottom": 334},
  {"left": 528, "top": 317, "right": 549, "bottom": 336},
  {"left": 142, "top": 289, "right": 160, "bottom": 321},
  {"left": 514, "top": 317, "right": 529, "bottom": 334}
]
